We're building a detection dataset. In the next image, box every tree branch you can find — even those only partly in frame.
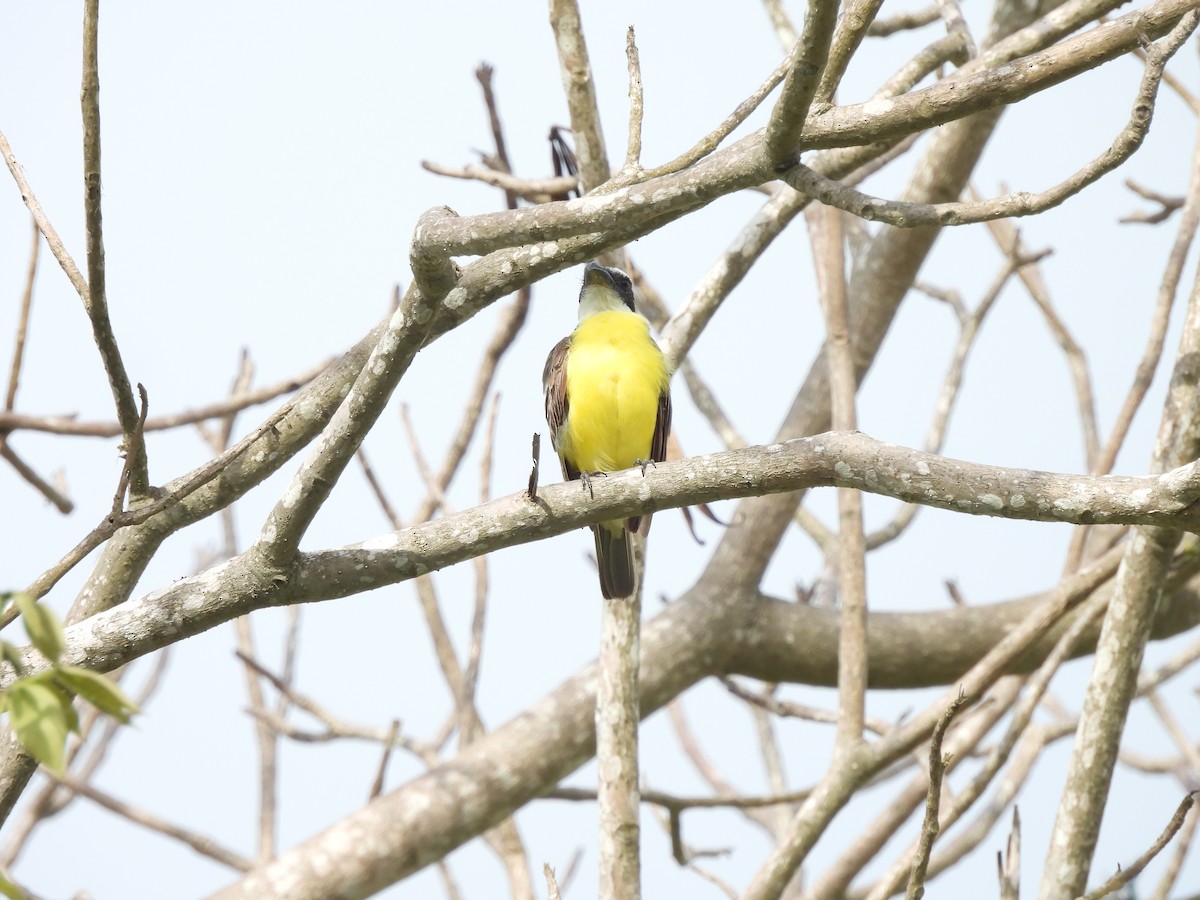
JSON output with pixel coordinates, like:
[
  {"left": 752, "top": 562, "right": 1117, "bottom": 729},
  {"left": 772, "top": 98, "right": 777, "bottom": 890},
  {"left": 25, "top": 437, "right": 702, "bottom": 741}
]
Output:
[
  {"left": 784, "top": 10, "right": 1200, "bottom": 228},
  {"left": 81, "top": 0, "right": 148, "bottom": 497}
]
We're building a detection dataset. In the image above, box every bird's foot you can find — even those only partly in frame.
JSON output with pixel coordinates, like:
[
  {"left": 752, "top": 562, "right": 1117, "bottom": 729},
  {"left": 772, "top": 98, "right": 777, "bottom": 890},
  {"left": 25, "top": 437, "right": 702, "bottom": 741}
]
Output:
[
  {"left": 636, "top": 458, "right": 657, "bottom": 476},
  {"left": 579, "top": 470, "right": 607, "bottom": 499}
]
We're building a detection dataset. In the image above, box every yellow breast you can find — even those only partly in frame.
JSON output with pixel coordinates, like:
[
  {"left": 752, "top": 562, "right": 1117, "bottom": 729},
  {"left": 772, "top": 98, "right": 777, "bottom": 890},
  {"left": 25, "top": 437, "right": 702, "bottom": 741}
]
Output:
[{"left": 559, "top": 310, "right": 668, "bottom": 473}]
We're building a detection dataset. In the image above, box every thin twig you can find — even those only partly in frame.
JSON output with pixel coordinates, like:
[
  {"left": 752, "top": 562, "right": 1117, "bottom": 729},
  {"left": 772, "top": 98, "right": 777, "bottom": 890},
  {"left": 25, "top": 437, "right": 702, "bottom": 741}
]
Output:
[
  {"left": 369, "top": 720, "right": 400, "bottom": 800},
  {"left": 905, "top": 691, "right": 969, "bottom": 899},
  {"left": 0, "top": 359, "right": 331, "bottom": 437},
  {"left": 82, "top": 0, "right": 149, "bottom": 497},
  {"left": 0, "top": 443, "right": 72, "bottom": 513},
  {"left": 474, "top": 63, "right": 518, "bottom": 210},
  {"left": 52, "top": 772, "right": 253, "bottom": 872},
  {"left": 1079, "top": 793, "right": 1196, "bottom": 900},
  {"left": 5, "top": 216, "right": 38, "bottom": 412},
  {"left": 642, "top": 54, "right": 791, "bottom": 181},
  {"left": 868, "top": 4, "right": 941, "bottom": 36}
]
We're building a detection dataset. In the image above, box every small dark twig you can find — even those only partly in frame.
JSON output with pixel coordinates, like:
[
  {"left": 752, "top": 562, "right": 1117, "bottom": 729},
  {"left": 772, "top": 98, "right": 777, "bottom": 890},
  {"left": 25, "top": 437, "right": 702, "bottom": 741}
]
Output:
[
  {"left": 945, "top": 580, "right": 967, "bottom": 606},
  {"left": 527, "top": 432, "right": 541, "bottom": 501}
]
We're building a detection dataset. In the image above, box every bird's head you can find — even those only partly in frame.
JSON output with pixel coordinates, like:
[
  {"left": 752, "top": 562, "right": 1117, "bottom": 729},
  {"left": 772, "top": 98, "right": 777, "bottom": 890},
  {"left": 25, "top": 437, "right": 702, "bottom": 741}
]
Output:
[{"left": 578, "top": 261, "right": 637, "bottom": 320}]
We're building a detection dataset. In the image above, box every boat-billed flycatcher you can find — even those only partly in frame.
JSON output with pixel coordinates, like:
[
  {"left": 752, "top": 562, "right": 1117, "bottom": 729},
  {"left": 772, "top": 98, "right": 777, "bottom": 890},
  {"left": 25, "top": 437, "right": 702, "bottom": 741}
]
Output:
[{"left": 543, "top": 261, "right": 672, "bottom": 599}]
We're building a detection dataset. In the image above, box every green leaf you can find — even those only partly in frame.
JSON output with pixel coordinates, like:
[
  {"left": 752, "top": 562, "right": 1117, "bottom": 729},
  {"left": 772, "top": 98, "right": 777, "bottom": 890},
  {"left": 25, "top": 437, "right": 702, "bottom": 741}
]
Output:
[
  {"left": 53, "top": 665, "right": 139, "bottom": 724},
  {"left": 0, "top": 642, "right": 23, "bottom": 677},
  {"left": 39, "top": 677, "right": 80, "bottom": 735},
  {"left": 14, "top": 595, "right": 64, "bottom": 664},
  {"left": 6, "top": 680, "right": 70, "bottom": 774},
  {"left": 0, "top": 870, "right": 23, "bottom": 900}
]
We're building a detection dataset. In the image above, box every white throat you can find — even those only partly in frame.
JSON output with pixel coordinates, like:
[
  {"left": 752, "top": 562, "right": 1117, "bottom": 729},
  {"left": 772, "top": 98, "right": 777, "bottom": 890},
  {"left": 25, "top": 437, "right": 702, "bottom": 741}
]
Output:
[{"left": 578, "top": 283, "right": 632, "bottom": 322}]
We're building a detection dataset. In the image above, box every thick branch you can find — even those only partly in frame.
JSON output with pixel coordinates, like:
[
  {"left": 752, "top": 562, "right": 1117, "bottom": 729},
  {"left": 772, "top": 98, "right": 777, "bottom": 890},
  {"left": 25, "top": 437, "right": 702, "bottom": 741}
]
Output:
[
  {"left": 8, "top": 431, "right": 1200, "bottom": 688},
  {"left": 763, "top": 0, "right": 840, "bottom": 164},
  {"left": 548, "top": 0, "right": 610, "bottom": 191}
]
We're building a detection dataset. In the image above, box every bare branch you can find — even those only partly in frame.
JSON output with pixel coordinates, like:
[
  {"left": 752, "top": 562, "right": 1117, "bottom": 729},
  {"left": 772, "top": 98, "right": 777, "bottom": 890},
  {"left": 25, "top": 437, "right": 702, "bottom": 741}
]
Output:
[
  {"left": 419, "top": 160, "right": 577, "bottom": 203},
  {"left": 1121, "top": 177, "right": 1186, "bottom": 224},
  {"left": 1080, "top": 792, "right": 1196, "bottom": 900},
  {"left": 258, "top": 284, "right": 437, "bottom": 563},
  {"left": 4, "top": 217, "right": 37, "bottom": 412},
  {"left": 53, "top": 772, "right": 253, "bottom": 872},
  {"left": 82, "top": 0, "right": 148, "bottom": 497},
  {"left": 548, "top": 0, "right": 610, "bottom": 191},
  {"left": 785, "top": 12, "right": 1200, "bottom": 228},
  {"left": 868, "top": 5, "right": 941, "bottom": 36},
  {"left": 904, "top": 692, "right": 969, "bottom": 899},
  {"left": 1042, "top": 147, "right": 1200, "bottom": 894},
  {"left": 815, "top": 0, "right": 889, "bottom": 105},
  {"left": 764, "top": 0, "right": 840, "bottom": 163},
  {"left": 622, "top": 27, "right": 643, "bottom": 173},
  {"left": 810, "top": 204, "right": 868, "bottom": 751},
  {"left": 596, "top": 590, "right": 642, "bottom": 898},
  {"left": 998, "top": 808, "right": 1021, "bottom": 900},
  {"left": 0, "top": 359, "right": 331, "bottom": 437}
]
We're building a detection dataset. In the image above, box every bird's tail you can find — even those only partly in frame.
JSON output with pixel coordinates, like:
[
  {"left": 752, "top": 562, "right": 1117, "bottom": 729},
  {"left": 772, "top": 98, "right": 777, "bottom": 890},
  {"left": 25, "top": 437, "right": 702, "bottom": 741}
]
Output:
[{"left": 593, "top": 522, "right": 635, "bottom": 599}]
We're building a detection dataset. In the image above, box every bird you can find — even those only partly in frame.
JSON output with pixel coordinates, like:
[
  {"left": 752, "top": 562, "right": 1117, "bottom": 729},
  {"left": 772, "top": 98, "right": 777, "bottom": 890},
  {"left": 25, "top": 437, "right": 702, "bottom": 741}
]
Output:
[{"left": 543, "top": 261, "right": 672, "bottom": 599}]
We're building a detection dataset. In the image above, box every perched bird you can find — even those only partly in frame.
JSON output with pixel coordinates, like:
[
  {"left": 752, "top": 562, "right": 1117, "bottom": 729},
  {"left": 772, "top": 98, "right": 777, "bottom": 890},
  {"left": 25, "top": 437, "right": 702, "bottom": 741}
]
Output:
[{"left": 543, "top": 261, "right": 672, "bottom": 599}]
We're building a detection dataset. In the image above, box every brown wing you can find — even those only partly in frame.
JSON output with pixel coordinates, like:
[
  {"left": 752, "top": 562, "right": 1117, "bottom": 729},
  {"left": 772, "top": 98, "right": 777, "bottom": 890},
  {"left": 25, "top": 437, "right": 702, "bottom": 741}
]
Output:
[
  {"left": 651, "top": 383, "right": 671, "bottom": 464},
  {"left": 542, "top": 336, "right": 580, "bottom": 481},
  {"left": 628, "top": 373, "right": 672, "bottom": 536}
]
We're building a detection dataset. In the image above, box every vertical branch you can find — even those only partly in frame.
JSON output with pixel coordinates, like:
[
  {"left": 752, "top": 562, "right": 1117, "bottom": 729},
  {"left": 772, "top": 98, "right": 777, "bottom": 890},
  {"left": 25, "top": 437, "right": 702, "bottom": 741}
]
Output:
[
  {"left": 815, "top": 0, "right": 888, "bottom": 105},
  {"left": 1088, "top": 117, "right": 1200, "bottom": 478},
  {"left": 763, "top": 0, "right": 840, "bottom": 166},
  {"left": 474, "top": 64, "right": 517, "bottom": 211},
  {"left": 1040, "top": 245, "right": 1200, "bottom": 898},
  {"left": 548, "top": 0, "right": 611, "bottom": 192},
  {"left": 596, "top": 592, "right": 641, "bottom": 899},
  {"left": 81, "top": 0, "right": 149, "bottom": 497},
  {"left": 811, "top": 204, "right": 867, "bottom": 750},
  {"left": 622, "top": 27, "right": 644, "bottom": 173}
]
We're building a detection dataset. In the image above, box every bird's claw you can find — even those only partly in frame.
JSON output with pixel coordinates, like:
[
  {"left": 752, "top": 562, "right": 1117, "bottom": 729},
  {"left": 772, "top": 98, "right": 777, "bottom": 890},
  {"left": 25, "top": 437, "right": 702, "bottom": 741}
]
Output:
[{"left": 579, "top": 470, "right": 607, "bottom": 499}]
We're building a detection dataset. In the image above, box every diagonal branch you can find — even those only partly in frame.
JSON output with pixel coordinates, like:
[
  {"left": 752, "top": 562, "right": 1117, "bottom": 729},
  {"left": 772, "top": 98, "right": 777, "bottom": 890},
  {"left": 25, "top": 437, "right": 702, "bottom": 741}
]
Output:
[
  {"left": 784, "top": 10, "right": 1200, "bottom": 228},
  {"left": 763, "top": 0, "right": 841, "bottom": 165},
  {"left": 257, "top": 284, "right": 437, "bottom": 564}
]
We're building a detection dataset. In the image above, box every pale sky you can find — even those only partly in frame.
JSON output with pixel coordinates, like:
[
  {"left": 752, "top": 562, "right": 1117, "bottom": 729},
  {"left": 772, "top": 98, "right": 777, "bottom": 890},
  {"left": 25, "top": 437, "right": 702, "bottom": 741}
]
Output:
[{"left": 1, "top": 2, "right": 1198, "bottom": 897}]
